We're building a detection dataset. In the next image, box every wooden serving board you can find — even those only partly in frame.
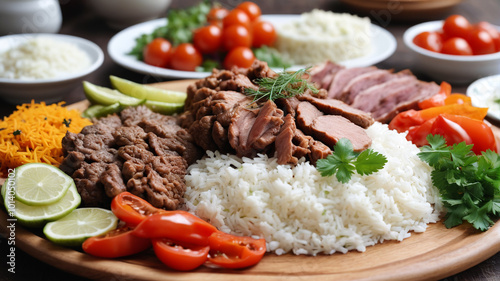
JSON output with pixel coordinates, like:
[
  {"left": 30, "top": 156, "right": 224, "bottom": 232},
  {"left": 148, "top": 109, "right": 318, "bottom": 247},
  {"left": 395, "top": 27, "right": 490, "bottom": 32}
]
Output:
[{"left": 1, "top": 80, "right": 500, "bottom": 281}]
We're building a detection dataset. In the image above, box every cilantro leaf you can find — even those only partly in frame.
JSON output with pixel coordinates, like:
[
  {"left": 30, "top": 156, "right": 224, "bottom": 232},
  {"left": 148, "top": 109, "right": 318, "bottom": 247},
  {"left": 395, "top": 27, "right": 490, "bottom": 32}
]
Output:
[{"left": 316, "top": 138, "right": 386, "bottom": 183}]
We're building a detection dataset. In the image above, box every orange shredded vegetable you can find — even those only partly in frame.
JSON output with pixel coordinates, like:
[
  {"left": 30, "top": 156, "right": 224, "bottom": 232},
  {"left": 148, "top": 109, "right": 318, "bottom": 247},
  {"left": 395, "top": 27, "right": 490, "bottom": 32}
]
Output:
[{"left": 0, "top": 100, "right": 92, "bottom": 177}]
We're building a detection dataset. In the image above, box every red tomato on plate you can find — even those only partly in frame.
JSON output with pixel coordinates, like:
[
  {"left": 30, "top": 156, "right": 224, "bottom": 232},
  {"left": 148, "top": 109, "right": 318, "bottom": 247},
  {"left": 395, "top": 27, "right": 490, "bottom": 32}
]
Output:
[
  {"left": 251, "top": 20, "right": 277, "bottom": 48},
  {"left": 442, "top": 15, "right": 472, "bottom": 40},
  {"left": 223, "top": 9, "right": 251, "bottom": 29},
  {"left": 413, "top": 31, "right": 443, "bottom": 52},
  {"left": 193, "top": 25, "right": 222, "bottom": 54},
  {"left": 82, "top": 226, "right": 151, "bottom": 258},
  {"left": 222, "top": 24, "right": 252, "bottom": 51},
  {"left": 110, "top": 191, "right": 162, "bottom": 227},
  {"left": 441, "top": 37, "right": 473, "bottom": 55},
  {"left": 143, "top": 38, "right": 172, "bottom": 67},
  {"left": 476, "top": 21, "right": 500, "bottom": 51},
  {"left": 207, "top": 231, "right": 266, "bottom": 269},
  {"left": 169, "top": 43, "right": 203, "bottom": 71},
  {"left": 236, "top": 1, "right": 262, "bottom": 21},
  {"left": 152, "top": 238, "right": 209, "bottom": 271},
  {"left": 467, "top": 27, "right": 496, "bottom": 55},
  {"left": 223, "top": 46, "right": 255, "bottom": 69}
]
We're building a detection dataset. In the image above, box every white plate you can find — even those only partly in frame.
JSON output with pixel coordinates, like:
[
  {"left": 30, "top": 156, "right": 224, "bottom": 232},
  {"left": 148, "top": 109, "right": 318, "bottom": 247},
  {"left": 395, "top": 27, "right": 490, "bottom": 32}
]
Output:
[
  {"left": 467, "top": 74, "right": 500, "bottom": 123},
  {"left": 108, "top": 15, "right": 397, "bottom": 79}
]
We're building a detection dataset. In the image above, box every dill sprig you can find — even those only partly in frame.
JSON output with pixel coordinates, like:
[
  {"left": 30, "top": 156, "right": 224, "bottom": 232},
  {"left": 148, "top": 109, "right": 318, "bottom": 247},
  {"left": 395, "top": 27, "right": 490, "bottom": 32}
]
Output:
[{"left": 245, "top": 68, "right": 318, "bottom": 103}]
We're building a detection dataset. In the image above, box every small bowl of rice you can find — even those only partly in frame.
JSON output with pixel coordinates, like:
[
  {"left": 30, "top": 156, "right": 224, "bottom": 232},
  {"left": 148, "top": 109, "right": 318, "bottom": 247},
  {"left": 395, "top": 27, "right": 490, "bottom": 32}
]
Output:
[{"left": 0, "top": 33, "right": 104, "bottom": 104}]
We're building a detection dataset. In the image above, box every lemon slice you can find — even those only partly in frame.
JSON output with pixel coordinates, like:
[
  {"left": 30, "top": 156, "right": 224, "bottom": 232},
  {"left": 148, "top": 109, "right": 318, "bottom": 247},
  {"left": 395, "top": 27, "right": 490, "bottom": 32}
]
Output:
[
  {"left": 43, "top": 208, "right": 118, "bottom": 247},
  {"left": 83, "top": 81, "right": 144, "bottom": 106},
  {"left": 14, "top": 163, "right": 73, "bottom": 206},
  {"left": 110, "top": 75, "right": 187, "bottom": 103},
  {"left": 3, "top": 182, "right": 81, "bottom": 228}
]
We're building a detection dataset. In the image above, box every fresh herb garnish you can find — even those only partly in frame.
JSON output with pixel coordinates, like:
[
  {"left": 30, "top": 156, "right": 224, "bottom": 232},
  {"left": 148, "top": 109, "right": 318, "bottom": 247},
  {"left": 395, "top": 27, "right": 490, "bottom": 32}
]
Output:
[
  {"left": 13, "top": 129, "right": 21, "bottom": 136},
  {"left": 245, "top": 68, "right": 318, "bottom": 103},
  {"left": 495, "top": 98, "right": 500, "bottom": 105},
  {"left": 62, "top": 118, "right": 72, "bottom": 127},
  {"left": 316, "top": 138, "right": 387, "bottom": 183},
  {"left": 418, "top": 134, "right": 500, "bottom": 231},
  {"left": 253, "top": 46, "right": 292, "bottom": 69},
  {"left": 129, "top": 0, "right": 211, "bottom": 60}
]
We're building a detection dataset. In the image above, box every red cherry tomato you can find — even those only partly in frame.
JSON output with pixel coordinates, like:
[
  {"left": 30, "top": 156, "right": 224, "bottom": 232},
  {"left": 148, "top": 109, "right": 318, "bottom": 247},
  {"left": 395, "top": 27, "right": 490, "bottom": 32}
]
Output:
[
  {"left": 418, "top": 81, "right": 451, "bottom": 109},
  {"left": 236, "top": 2, "right": 262, "bottom": 21},
  {"left": 132, "top": 211, "right": 218, "bottom": 246},
  {"left": 406, "top": 117, "right": 436, "bottom": 147},
  {"left": 442, "top": 15, "right": 472, "bottom": 39},
  {"left": 476, "top": 21, "right": 500, "bottom": 52},
  {"left": 152, "top": 238, "right": 209, "bottom": 271},
  {"left": 430, "top": 115, "right": 473, "bottom": 147},
  {"left": 467, "top": 27, "right": 496, "bottom": 55},
  {"left": 207, "top": 6, "right": 229, "bottom": 26},
  {"left": 413, "top": 31, "right": 443, "bottom": 53},
  {"left": 207, "top": 231, "right": 266, "bottom": 269},
  {"left": 82, "top": 226, "right": 152, "bottom": 258},
  {"left": 222, "top": 24, "right": 252, "bottom": 51},
  {"left": 223, "top": 46, "right": 255, "bottom": 69},
  {"left": 251, "top": 20, "right": 277, "bottom": 47},
  {"left": 110, "top": 191, "right": 162, "bottom": 227},
  {"left": 143, "top": 38, "right": 172, "bottom": 67},
  {"left": 193, "top": 25, "right": 222, "bottom": 54},
  {"left": 223, "top": 9, "right": 251, "bottom": 29},
  {"left": 441, "top": 37, "right": 473, "bottom": 55},
  {"left": 169, "top": 43, "right": 203, "bottom": 71}
]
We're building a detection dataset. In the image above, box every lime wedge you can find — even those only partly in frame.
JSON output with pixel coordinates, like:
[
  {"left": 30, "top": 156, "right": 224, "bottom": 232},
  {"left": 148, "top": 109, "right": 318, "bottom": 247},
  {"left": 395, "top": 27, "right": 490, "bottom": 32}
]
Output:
[
  {"left": 43, "top": 208, "right": 118, "bottom": 247},
  {"left": 83, "top": 81, "right": 144, "bottom": 106},
  {"left": 144, "top": 100, "right": 185, "bottom": 115},
  {"left": 14, "top": 163, "right": 73, "bottom": 206},
  {"left": 3, "top": 182, "right": 81, "bottom": 228},
  {"left": 110, "top": 75, "right": 187, "bottom": 103}
]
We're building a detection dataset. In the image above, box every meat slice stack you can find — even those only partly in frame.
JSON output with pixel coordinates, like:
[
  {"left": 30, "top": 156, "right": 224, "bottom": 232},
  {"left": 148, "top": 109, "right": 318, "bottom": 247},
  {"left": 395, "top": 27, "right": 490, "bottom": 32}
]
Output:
[
  {"left": 310, "top": 61, "right": 440, "bottom": 123},
  {"left": 179, "top": 60, "right": 375, "bottom": 165}
]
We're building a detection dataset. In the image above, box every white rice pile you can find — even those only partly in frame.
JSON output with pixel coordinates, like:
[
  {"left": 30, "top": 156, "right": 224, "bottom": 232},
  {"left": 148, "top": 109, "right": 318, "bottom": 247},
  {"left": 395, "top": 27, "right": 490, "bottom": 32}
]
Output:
[
  {"left": 184, "top": 122, "right": 443, "bottom": 256},
  {"left": 0, "top": 37, "right": 90, "bottom": 80},
  {"left": 274, "top": 9, "right": 372, "bottom": 65}
]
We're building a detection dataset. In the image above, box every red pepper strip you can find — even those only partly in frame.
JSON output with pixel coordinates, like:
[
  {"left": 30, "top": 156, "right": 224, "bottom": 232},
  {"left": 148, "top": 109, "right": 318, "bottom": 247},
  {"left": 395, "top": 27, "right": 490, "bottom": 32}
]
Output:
[
  {"left": 132, "top": 211, "right": 218, "bottom": 246},
  {"left": 82, "top": 226, "right": 151, "bottom": 258},
  {"left": 207, "top": 231, "right": 266, "bottom": 269},
  {"left": 418, "top": 81, "right": 451, "bottom": 109},
  {"left": 152, "top": 238, "right": 209, "bottom": 271}
]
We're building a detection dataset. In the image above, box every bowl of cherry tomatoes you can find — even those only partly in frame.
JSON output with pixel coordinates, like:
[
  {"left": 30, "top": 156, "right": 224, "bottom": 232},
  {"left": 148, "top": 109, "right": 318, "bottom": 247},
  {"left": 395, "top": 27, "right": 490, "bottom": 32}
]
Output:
[{"left": 403, "top": 15, "right": 500, "bottom": 84}]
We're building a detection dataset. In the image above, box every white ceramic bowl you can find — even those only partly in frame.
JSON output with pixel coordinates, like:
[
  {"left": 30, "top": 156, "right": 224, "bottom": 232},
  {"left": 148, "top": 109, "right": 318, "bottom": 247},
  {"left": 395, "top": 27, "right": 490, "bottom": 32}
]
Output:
[
  {"left": 88, "top": 0, "right": 172, "bottom": 29},
  {"left": 0, "top": 34, "right": 104, "bottom": 104},
  {"left": 466, "top": 74, "right": 500, "bottom": 123},
  {"left": 403, "top": 20, "right": 500, "bottom": 84}
]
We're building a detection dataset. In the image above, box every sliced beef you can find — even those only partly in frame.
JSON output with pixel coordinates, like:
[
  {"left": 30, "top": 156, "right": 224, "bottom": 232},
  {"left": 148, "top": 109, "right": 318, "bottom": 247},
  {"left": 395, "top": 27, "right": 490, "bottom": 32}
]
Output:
[
  {"left": 228, "top": 107, "right": 259, "bottom": 157},
  {"left": 327, "top": 66, "right": 378, "bottom": 99},
  {"left": 246, "top": 100, "right": 284, "bottom": 151},
  {"left": 296, "top": 101, "right": 324, "bottom": 134},
  {"left": 275, "top": 96, "right": 300, "bottom": 117},
  {"left": 275, "top": 114, "right": 310, "bottom": 165},
  {"left": 72, "top": 162, "right": 121, "bottom": 207},
  {"left": 299, "top": 95, "right": 374, "bottom": 128},
  {"left": 309, "top": 61, "right": 345, "bottom": 89},
  {"left": 309, "top": 115, "right": 372, "bottom": 152}
]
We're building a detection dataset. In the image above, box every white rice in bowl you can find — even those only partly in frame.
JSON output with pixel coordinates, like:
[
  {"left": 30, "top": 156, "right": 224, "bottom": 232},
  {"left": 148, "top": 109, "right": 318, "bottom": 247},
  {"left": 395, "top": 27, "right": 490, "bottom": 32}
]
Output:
[{"left": 184, "top": 122, "right": 443, "bottom": 256}]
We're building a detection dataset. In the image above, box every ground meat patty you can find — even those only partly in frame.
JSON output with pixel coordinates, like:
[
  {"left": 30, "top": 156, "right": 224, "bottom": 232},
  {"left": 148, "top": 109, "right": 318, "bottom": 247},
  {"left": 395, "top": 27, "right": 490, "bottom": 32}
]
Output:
[{"left": 60, "top": 106, "right": 201, "bottom": 209}]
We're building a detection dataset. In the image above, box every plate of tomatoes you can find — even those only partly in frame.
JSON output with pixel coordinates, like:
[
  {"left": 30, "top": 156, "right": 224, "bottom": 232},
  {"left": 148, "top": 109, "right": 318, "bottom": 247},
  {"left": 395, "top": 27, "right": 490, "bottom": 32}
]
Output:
[{"left": 108, "top": 4, "right": 396, "bottom": 79}]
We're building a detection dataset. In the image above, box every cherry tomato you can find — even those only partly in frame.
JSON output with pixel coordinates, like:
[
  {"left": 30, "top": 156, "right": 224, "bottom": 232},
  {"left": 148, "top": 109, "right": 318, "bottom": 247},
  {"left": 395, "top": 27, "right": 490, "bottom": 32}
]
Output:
[
  {"left": 223, "top": 9, "right": 251, "bottom": 29},
  {"left": 441, "top": 37, "right": 473, "bottom": 55},
  {"left": 251, "top": 20, "right": 277, "bottom": 47},
  {"left": 413, "top": 31, "right": 443, "bottom": 53},
  {"left": 143, "top": 38, "right": 172, "bottom": 67},
  {"left": 388, "top": 109, "right": 426, "bottom": 133},
  {"left": 82, "top": 226, "right": 152, "bottom": 258},
  {"left": 222, "top": 24, "right": 252, "bottom": 51},
  {"left": 406, "top": 117, "right": 436, "bottom": 147},
  {"left": 152, "top": 238, "right": 209, "bottom": 271},
  {"left": 193, "top": 25, "right": 222, "bottom": 54},
  {"left": 207, "top": 6, "right": 229, "bottom": 26},
  {"left": 437, "top": 114, "right": 498, "bottom": 154},
  {"left": 467, "top": 27, "right": 496, "bottom": 55},
  {"left": 236, "top": 2, "right": 262, "bottom": 21},
  {"left": 132, "top": 211, "right": 218, "bottom": 246},
  {"left": 207, "top": 231, "right": 266, "bottom": 269},
  {"left": 169, "top": 43, "right": 203, "bottom": 71},
  {"left": 111, "top": 192, "right": 162, "bottom": 227},
  {"left": 430, "top": 115, "right": 473, "bottom": 147},
  {"left": 476, "top": 21, "right": 500, "bottom": 52},
  {"left": 442, "top": 15, "right": 472, "bottom": 40},
  {"left": 223, "top": 46, "right": 255, "bottom": 69},
  {"left": 418, "top": 82, "right": 451, "bottom": 109}
]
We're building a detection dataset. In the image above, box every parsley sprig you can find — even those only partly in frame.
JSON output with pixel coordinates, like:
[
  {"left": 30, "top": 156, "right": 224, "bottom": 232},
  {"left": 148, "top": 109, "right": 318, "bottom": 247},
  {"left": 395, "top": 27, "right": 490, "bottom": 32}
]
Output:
[
  {"left": 418, "top": 134, "right": 500, "bottom": 231},
  {"left": 245, "top": 68, "right": 318, "bottom": 104},
  {"left": 316, "top": 138, "right": 387, "bottom": 183}
]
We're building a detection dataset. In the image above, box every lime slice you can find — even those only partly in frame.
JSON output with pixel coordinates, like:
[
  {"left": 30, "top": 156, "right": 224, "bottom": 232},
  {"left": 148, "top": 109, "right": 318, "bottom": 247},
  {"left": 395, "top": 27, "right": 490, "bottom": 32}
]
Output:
[
  {"left": 3, "top": 182, "right": 81, "bottom": 228},
  {"left": 144, "top": 100, "right": 185, "bottom": 115},
  {"left": 83, "top": 81, "right": 144, "bottom": 106},
  {"left": 14, "top": 163, "right": 73, "bottom": 206},
  {"left": 43, "top": 208, "right": 118, "bottom": 247},
  {"left": 110, "top": 75, "right": 187, "bottom": 103}
]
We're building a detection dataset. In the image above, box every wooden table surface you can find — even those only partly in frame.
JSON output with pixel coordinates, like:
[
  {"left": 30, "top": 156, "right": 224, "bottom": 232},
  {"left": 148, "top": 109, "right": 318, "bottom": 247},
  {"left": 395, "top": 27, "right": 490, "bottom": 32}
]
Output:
[{"left": 1, "top": 0, "right": 499, "bottom": 280}]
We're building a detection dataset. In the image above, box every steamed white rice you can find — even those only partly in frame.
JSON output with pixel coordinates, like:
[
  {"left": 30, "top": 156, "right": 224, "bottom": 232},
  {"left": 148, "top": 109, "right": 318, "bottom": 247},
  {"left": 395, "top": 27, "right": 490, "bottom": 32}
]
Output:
[
  {"left": 0, "top": 37, "right": 90, "bottom": 80},
  {"left": 184, "top": 122, "right": 443, "bottom": 256}
]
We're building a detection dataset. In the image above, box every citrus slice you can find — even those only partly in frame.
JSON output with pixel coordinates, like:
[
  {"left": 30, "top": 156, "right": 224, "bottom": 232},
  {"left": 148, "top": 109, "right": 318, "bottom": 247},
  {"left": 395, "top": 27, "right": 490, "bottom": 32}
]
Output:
[
  {"left": 83, "top": 81, "right": 144, "bottom": 106},
  {"left": 144, "top": 100, "right": 185, "bottom": 115},
  {"left": 43, "top": 208, "right": 118, "bottom": 247},
  {"left": 14, "top": 163, "right": 73, "bottom": 206},
  {"left": 110, "top": 75, "right": 187, "bottom": 103},
  {"left": 3, "top": 182, "right": 81, "bottom": 228}
]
